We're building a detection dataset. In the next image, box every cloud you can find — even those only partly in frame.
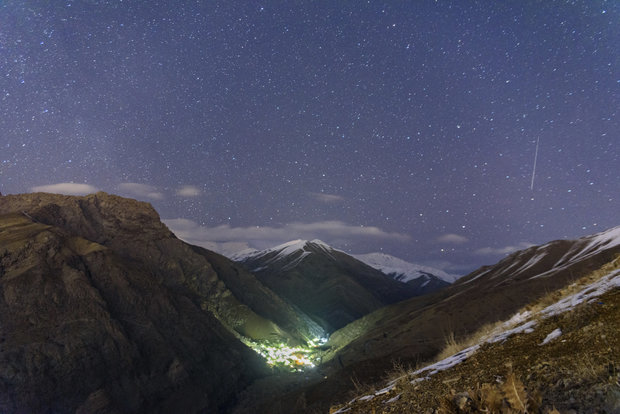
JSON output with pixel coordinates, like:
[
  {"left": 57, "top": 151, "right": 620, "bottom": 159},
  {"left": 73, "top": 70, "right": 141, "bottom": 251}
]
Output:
[
  {"left": 177, "top": 185, "right": 201, "bottom": 197},
  {"left": 474, "top": 242, "right": 535, "bottom": 256},
  {"left": 437, "top": 233, "right": 469, "bottom": 244},
  {"left": 309, "top": 192, "right": 345, "bottom": 203},
  {"left": 163, "top": 218, "right": 411, "bottom": 256},
  {"left": 117, "top": 183, "right": 164, "bottom": 200},
  {"left": 193, "top": 241, "right": 252, "bottom": 257},
  {"left": 31, "top": 182, "right": 98, "bottom": 195}
]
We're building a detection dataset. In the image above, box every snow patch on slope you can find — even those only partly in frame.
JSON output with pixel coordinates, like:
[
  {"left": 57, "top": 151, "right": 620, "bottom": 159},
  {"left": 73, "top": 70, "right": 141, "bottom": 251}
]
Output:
[
  {"left": 533, "top": 225, "right": 620, "bottom": 279},
  {"left": 336, "top": 266, "right": 620, "bottom": 411},
  {"left": 540, "top": 328, "right": 562, "bottom": 345},
  {"left": 425, "top": 268, "right": 617, "bottom": 375}
]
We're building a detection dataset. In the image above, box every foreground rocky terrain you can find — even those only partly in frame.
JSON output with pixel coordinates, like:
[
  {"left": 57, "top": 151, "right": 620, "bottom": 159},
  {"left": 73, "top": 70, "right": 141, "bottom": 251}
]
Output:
[
  {"left": 331, "top": 259, "right": 620, "bottom": 413},
  {"left": 0, "top": 215, "right": 261, "bottom": 412}
]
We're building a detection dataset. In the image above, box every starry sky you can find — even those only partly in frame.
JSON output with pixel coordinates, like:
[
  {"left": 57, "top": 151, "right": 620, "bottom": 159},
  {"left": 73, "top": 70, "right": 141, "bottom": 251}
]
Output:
[{"left": 1, "top": 1, "right": 618, "bottom": 274}]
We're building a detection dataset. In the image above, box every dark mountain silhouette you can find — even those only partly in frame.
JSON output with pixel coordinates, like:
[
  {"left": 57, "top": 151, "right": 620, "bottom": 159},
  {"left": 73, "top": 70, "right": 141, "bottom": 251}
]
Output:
[{"left": 0, "top": 192, "right": 320, "bottom": 413}]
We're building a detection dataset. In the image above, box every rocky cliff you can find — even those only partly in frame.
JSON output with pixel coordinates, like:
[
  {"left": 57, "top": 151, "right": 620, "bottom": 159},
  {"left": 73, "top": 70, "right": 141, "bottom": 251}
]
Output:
[{"left": 0, "top": 192, "right": 318, "bottom": 413}]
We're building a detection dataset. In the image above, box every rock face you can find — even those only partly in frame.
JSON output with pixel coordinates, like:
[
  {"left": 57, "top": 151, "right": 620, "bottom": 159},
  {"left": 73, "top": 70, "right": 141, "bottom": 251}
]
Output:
[
  {"left": 0, "top": 192, "right": 317, "bottom": 413},
  {"left": 0, "top": 193, "right": 322, "bottom": 344}
]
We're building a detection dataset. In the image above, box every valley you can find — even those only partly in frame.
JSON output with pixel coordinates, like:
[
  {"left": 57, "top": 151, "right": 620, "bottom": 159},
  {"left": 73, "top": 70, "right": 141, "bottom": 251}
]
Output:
[{"left": 0, "top": 192, "right": 618, "bottom": 413}]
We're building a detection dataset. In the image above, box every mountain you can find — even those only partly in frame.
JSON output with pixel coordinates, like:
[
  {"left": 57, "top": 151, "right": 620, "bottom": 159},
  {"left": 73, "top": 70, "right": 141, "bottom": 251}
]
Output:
[
  {"left": 326, "top": 225, "right": 620, "bottom": 368},
  {"left": 0, "top": 192, "right": 322, "bottom": 413},
  {"left": 353, "top": 252, "right": 459, "bottom": 283},
  {"left": 233, "top": 240, "right": 423, "bottom": 333},
  {"left": 4, "top": 191, "right": 618, "bottom": 413},
  {"left": 249, "top": 226, "right": 620, "bottom": 413},
  {"left": 353, "top": 252, "right": 458, "bottom": 294},
  {"left": 332, "top": 257, "right": 620, "bottom": 413}
]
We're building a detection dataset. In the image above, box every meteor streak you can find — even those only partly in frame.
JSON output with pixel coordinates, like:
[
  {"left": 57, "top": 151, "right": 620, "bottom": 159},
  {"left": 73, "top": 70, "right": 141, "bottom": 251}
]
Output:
[{"left": 530, "top": 137, "right": 540, "bottom": 191}]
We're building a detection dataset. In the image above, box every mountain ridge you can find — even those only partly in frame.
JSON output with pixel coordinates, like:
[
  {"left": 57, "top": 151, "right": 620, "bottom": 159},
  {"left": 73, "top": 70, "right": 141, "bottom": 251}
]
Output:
[
  {"left": 251, "top": 225, "right": 620, "bottom": 413},
  {"left": 0, "top": 210, "right": 265, "bottom": 413},
  {"left": 234, "top": 239, "right": 425, "bottom": 333},
  {"left": 0, "top": 192, "right": 328, "bottom": 412},
  {"left": 3, "top": 192, "right": 618, "bottom": 413},
  {"left": 324, "top": 225, "right": 620, "bottom": 368},
  {"left": 0, "top": 192, "right": 323, "bottom": 344},
  {"left": 230, "top": 240, "right": 457, "bottom": 287},
  {"left": 331, "top": 257, "right": 620, "bottom": 413},
  {"left": 353, "top": 252, "right": 460, "bottom": 283}
]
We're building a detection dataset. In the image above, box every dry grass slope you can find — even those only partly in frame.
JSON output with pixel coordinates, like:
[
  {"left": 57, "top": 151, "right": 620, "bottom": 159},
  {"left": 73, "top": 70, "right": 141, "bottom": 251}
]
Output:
[{"left": 331, "top": 257, "right": 620, "bottom": 414}]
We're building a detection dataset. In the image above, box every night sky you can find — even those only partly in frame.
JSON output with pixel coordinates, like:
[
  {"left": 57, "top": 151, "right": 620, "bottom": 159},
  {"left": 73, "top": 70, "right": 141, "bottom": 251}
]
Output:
[{"left": 1, "top": 1, "right": 618, "bottom": 273}]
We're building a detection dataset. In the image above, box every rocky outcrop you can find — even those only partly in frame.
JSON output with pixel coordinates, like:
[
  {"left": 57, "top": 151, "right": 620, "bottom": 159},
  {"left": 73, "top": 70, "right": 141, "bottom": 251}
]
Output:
[
  {"left": 0, "top": 193, "right": 320, "bottom": 344},
  {"left": 0, "top": 211, "right": 264, "bottom": 413},
  {"left": 0, "top": 192, "right": 320, "bottom": 413}
]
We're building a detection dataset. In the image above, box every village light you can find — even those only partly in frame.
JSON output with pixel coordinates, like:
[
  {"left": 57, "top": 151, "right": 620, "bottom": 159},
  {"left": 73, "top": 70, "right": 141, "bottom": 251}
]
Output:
[{"left": 242, "top": 337, "right": 323, "bottom": 371}]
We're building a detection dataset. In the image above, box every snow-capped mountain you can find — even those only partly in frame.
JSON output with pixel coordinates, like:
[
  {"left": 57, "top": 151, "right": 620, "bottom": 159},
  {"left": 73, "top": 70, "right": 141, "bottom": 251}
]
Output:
[
  {"left": 231, "top": 239, "right": 340, "bottom": 271},
  {"left": 461, "top": 224, "right": 620, "bottom": 286},
  {"left": 353, "top": 252, "right": 461, "bottom": 284},
  {"left": 324, "top": 224, "right": 620, "bottom": 383},
  {"left": 228, "top": 247, "right": 260, "bottom": 262},
  {"left": 232, "top": 239, "right": 426, "bottom": 332},
  {"left": 231, "top": 241, "right": 459, "bottom": 285}
]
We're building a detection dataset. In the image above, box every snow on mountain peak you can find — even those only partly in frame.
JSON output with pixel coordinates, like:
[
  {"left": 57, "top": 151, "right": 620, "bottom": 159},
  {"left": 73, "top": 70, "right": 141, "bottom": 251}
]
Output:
[
  {"left": 267, "top": 239, "right": 334, "bottom": 255},
  {"left": 354, "top": 252, "right": 460, "bottom": 283},
  {"left": 309, "top": 239, "right": 331, "bottom": 248},
  {"left": 230, "top": 241, "right": 461, "bottom": 284},
  {"left": 229, "top": 239, "right": 341, "bottom": 271},
  {"left": 586, "top": 224, "right": 620, "bottom": 251}
]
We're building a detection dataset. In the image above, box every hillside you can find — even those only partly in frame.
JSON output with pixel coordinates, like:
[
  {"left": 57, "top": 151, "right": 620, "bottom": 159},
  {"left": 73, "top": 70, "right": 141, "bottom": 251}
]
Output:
[
  {"left": 323, "top": 226, "right": 620, "bottom": 369},
  {"left": 234, "top": 240, "right": 422, "bottom": 333},
  {"left": 0, "top": 210, "right": 266, "bottom": 412},
  {"left": 244, "top": 226, "right": 620, "bottom": 413},
  {"left": 331, "top": 258, "right": 620, "bottom": 413},
  {"left": 0, "top": 192, "right": 322, "bottom": 412},
  {"left": 0, "top": 193, "right": 325, "bottom": 345}
]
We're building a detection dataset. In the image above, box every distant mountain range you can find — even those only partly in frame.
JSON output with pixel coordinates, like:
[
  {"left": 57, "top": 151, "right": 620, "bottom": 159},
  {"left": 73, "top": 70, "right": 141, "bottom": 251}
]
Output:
[
  {"left": 231, "top": 240, "right": 457, "bottom": 317},
  {"left": 232, "top": 239, "right": 436, "bottom": 333},
  {"left": 352, "top": 252, "right": 460, "bottom": 283}
]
